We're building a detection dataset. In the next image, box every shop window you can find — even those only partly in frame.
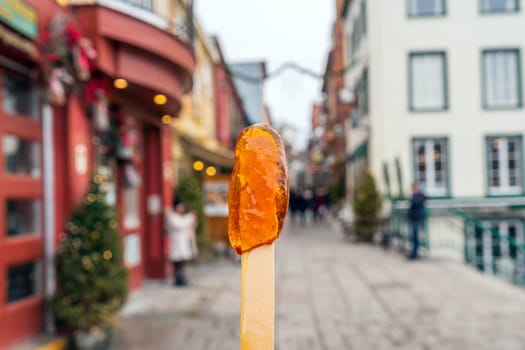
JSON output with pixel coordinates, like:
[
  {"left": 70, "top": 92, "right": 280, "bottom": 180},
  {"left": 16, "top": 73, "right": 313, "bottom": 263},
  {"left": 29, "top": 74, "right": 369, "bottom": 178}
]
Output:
[
  {"left": 3, "top": 135, "right": 41, "bottom": 177},
  {"left": 2, "top": 74, "right": 38, "bottom": 119},
  {"left": 6, "top": 199, "right": 41, "bottom": 237},
  {"left": 7, "top": 262, "right": 39, "bottom": 303},
  {"left": 124, "top": 186, "right": 140, "bottom": 228}
]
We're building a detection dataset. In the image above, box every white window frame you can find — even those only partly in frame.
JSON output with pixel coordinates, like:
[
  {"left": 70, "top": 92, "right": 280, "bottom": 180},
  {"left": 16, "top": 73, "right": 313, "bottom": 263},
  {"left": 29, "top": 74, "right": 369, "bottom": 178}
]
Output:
[
  {"left": 487, "top": 136, "right": 522, "bottom": 195},
  {"left": 413, "top": 138, "right": 448, "bottom": 197},
  {"left": 409, "top": 52, "right": 447, "bottom": 112},
  {"left": 408, "top": 0, "right": 445, "bottom": 16},
  {"left": 483, "top": 49, "right": 521, "bottom": 109}
]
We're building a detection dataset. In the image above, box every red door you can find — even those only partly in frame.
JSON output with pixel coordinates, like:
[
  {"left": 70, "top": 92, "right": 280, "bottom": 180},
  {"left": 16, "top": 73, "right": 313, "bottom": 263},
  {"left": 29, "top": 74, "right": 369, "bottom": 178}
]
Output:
[
  {"left": 0, "top": 66, "right": 44, "bottom": 347},
  {"left": 117, "top": 114, "right": 145, "bottom": 290},
  {"left": 143, "top": 126, "right": 167, "bottom": 279}
]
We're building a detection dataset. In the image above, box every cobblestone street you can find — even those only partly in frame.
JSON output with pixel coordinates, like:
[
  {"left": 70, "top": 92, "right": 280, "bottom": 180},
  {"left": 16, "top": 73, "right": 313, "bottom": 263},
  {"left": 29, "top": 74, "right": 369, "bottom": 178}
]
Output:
[{"left": 111, "top": 220, "right": 525, "bottom": 350}]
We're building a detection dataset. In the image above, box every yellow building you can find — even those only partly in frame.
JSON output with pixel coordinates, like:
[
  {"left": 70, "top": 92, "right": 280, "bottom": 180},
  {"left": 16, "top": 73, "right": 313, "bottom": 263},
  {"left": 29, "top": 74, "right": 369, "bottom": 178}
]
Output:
[
  {"left": 167, "top": 4, "right": 236, "bottom": 248},
  {"left": 172, "top": 17, "right": 234, "bottom": 184}
]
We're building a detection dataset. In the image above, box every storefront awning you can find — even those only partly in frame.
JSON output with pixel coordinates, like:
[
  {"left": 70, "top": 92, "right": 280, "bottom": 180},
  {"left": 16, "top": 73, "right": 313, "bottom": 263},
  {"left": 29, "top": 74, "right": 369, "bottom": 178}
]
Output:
[{"left": 179, "top": 134, "right": 234, "bottom": 169}]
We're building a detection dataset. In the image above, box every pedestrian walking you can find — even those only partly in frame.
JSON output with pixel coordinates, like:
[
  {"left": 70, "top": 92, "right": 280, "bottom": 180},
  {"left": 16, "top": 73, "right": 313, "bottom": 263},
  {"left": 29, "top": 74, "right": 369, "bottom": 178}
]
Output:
[
  {"left": 407, "top": 183, "right": 426, "bottom": 260},
  {"left": 303, "top": 189, "right": 315, "bottom": 225},
  {"left": 165, "top": 198, "right": 198, "bottom": 286},
  {"left": 289, "top": 188, "right": 299, "bottom": 224},
  {"left": 313, "top": 188, "right": 329, "bottom": 222}
]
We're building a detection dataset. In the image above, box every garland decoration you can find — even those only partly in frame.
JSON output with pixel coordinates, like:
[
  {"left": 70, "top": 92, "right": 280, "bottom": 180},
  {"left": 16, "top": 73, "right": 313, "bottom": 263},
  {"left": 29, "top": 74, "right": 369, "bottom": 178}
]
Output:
[{"left": 41, "top": 13, "right": 97, "bottom": 106}]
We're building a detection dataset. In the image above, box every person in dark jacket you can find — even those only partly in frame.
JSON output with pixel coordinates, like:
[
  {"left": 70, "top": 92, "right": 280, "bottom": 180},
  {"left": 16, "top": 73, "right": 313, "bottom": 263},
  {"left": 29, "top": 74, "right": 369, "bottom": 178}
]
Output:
[{"left": 407, "top": 183, "right": 426, "bottom": 260}]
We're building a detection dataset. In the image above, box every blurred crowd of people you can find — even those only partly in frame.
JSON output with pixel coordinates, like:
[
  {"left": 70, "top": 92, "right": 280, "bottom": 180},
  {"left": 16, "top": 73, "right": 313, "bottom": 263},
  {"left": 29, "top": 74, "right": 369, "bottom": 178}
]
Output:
[{"left": 289, "top": 188, "right": 331, "bottom": 225}]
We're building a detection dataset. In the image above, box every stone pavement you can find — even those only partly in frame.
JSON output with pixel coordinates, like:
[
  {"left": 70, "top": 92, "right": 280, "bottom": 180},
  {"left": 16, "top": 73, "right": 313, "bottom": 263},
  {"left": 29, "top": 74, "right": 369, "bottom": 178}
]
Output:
[{"left": 111, "top": 219, "right": 525, "bottom": 350}]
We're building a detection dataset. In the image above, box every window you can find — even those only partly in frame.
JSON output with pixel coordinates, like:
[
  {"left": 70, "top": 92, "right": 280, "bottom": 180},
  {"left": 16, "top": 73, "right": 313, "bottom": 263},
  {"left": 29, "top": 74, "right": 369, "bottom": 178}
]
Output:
[
  {"left": 202, "top": 63, "right": 213, "bottom": 97},
  {"left": 347, "top": 1, "right": 367, "bottom": 64},
  {"left": 124, "top": 186, "right": 140, "bottom": 228},
  {"left": 3, "top": 135, "right": 41, "bottom": 177},
  {"left": 192, "top": 71, "right": 201, "bottom": 114},
  {"left": 350, "top": 18, "right": 360, "bottom": 61},
  {"left": 487, "top": 136, "right": 522, "bottom": 195},
  {"left": 483, "top": 50, "right": 521, "bottom": 109},
  {"left": 173, "top": 13, "right": 189, "bottom": 42},
  {"left": 7, "top": 262, "right": 39, "bottom": 303},
  {"left": 357, "top": 69, "right": 369, "bottom": 114},
  {"left": 6, "top": 199, "right": 41, "bottom": 237},
  {"left": 413, "top": 138, "right": 448, "bottom": 197},
  {"left": 3, "top": 74, "right": 38, "bottom": 119},
  {"left": 118, "top": 0, "right": 154, "bottom": 11},
  {"left": 409, "top": 52, "right": 447, "bottom": 111},
  {"left": 361, "top": 0, "right": 367, "bottom": 34},
  {"left": 408, "top": 0, "right": 446, "bottom": 16},
  {"left": 481, "top": 0, "right": 519, "bottom": 13}
]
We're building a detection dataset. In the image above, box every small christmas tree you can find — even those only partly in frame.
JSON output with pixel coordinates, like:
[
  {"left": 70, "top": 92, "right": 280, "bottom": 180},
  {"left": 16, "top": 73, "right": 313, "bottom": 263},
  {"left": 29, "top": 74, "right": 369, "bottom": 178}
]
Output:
[
  {"left": 52, "top": 171, "right": 128, "bottom": 333},
  {"left": 352, "top": 168, "right": 382, "bottom": 242}
]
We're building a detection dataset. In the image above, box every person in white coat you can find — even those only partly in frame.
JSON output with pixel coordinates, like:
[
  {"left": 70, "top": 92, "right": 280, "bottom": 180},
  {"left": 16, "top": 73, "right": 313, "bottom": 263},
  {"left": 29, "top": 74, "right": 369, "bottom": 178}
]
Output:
[{"left": 165, "top": 198, "right": 198, "bottom": 286}]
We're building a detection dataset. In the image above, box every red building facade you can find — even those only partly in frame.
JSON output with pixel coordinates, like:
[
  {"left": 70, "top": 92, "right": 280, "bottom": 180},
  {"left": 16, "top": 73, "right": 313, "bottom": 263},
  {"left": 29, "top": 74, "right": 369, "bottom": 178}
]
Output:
[
  {"left": 308, "top": 0, "right": 353, "bottom": 192},
  {"left": 0, "top": 1, "right": 194, "bottom": 348},
  {"left": 212, "top": 37, "right": 246, "bottom": 150}
]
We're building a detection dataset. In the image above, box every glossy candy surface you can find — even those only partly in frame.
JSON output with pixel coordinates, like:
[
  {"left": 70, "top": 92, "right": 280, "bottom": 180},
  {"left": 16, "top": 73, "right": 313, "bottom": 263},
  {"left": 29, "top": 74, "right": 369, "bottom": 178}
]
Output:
[{"left": 228, "top": 124, "right": 289, "bottom": 255}]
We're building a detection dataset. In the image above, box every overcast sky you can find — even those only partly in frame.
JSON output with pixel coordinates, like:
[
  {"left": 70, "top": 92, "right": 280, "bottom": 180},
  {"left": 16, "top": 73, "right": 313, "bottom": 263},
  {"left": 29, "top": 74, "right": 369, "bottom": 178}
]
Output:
[{"left": 195, "top": 0, "right": 334, "bottom": 151}]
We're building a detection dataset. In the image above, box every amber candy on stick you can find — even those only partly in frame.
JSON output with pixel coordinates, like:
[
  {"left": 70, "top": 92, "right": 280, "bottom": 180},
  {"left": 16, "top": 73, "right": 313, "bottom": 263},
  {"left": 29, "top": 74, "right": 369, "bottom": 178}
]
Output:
[{"left": 228, "top": 124, "right": 289, "bottom": 254}]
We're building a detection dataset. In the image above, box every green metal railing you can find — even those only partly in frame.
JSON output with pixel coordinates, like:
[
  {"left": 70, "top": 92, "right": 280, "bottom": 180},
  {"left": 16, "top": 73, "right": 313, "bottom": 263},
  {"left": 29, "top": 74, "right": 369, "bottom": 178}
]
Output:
[
  {"left": 387, "top": 203, "right": 525, "bottom": 288},
  {"left": 386, "top": 206, "right": 429, "bottom": 252}
]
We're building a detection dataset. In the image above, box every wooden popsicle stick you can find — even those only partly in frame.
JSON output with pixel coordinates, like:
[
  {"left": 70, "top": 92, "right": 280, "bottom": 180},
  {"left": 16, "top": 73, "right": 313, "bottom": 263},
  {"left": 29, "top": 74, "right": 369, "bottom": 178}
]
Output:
[{"left": 240, "top": 242, "right": 275, "bottom": 350}]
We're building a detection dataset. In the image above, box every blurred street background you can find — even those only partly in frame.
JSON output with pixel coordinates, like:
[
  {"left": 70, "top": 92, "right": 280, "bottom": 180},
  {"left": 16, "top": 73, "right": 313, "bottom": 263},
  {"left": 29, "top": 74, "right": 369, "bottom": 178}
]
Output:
[
  {"left": 2, "top": 0, "right": 525, "bottom": 349},
  {"left": 113, "top": 220, "right": 525, "bottom": 350}
]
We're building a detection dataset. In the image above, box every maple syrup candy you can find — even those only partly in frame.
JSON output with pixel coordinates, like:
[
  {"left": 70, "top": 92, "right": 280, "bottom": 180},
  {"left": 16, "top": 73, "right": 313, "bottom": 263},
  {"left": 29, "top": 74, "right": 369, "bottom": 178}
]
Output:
[{"left": 228, "top": 124, "right": 289, "bottom": 255}]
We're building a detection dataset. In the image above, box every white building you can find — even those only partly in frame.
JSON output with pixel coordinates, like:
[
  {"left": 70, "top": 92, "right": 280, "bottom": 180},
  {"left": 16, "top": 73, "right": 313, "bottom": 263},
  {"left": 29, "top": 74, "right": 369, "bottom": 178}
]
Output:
[{"left": 342, "top": 0, "right": 525, "bottom": 281}]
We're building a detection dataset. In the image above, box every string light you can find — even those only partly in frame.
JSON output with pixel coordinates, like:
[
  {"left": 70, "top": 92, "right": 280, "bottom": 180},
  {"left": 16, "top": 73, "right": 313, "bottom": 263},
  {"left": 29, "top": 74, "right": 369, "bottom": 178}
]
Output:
[
  {"left": 162, "top": 114, "right": 172, "bottom": 125},
  {"left": 103, "top": 250, "right": 113, "bottom": 260},
  {"left": 193, "top": 160, "right": 204, "bottom": 171},
  {"left": 206, "top": 166, "right": 217, "bottom": 176},
  {"left": 114, "top": 78, "right": 128, "bottom": 89},
  {"left": 230, "top": 61, "right": 356, "bottom": 84},
  {"left": 109, "top": 220, "right": 118, "bottom": 229},
  {"left": 82, "top": 256, "right": 94, "bottom": 270},
  {"left": 93, "top": 175, "right": 103, "bottom": 184},
  {"left": 154, "top": 94, "right": 167, "bottom": 105}
]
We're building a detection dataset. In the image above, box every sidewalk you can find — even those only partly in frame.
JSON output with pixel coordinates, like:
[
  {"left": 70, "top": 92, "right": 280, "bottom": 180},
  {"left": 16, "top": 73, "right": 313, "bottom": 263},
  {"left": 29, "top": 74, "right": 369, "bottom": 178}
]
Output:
[{"left": 110, "top": 219, "right": 525, "bottom": 349}]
